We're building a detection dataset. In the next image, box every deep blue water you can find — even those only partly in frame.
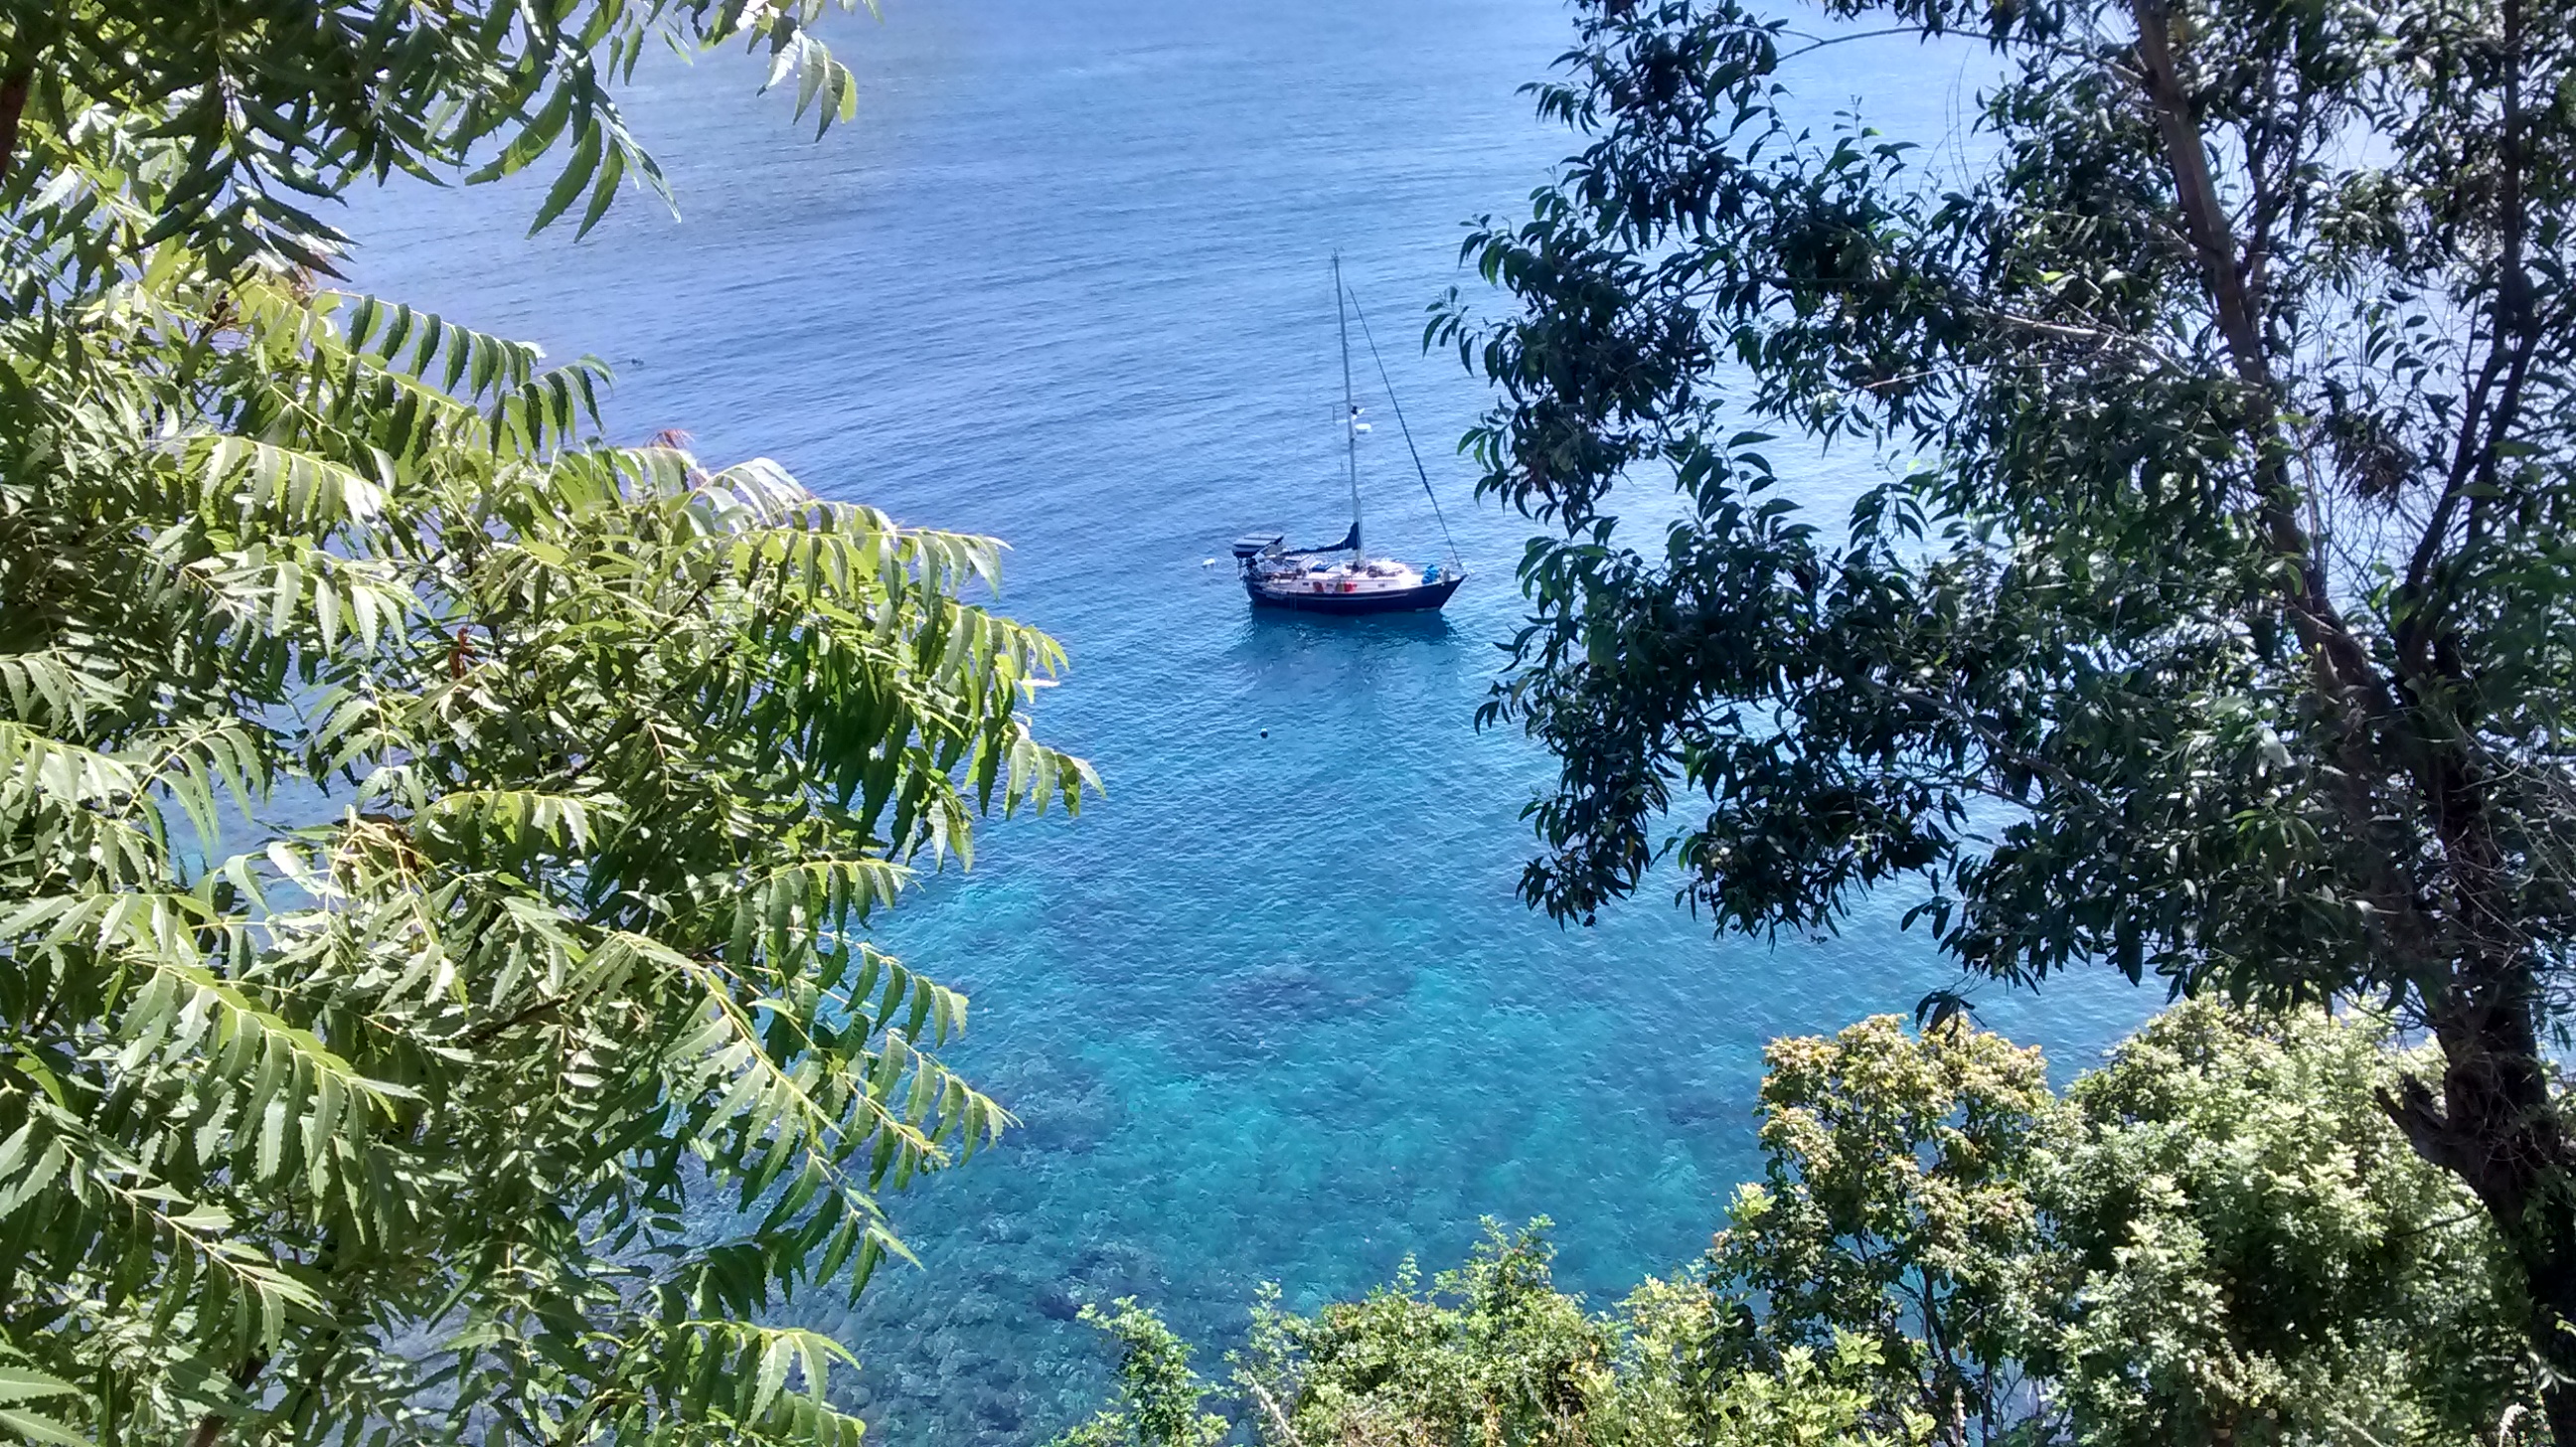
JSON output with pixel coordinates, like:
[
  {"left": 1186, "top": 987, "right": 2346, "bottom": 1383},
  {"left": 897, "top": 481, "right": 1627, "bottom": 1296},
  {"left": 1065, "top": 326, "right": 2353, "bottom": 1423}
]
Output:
[{"left": 342, "top": 3, "right": 2144, "bottom": 1439}]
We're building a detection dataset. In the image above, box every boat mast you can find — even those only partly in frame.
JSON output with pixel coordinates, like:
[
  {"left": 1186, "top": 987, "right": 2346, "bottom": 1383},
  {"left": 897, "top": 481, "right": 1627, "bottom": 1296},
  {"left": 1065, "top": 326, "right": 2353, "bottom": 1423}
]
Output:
[{"left": 1334, "top": 253, "right": 1362, "bottom": 560}]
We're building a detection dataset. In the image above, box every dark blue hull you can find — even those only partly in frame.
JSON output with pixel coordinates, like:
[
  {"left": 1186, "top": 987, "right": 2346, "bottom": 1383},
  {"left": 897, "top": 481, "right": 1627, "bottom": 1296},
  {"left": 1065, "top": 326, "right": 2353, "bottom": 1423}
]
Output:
[{"left": 1244, "top": 574, "right": 1464, "bottom": 614}]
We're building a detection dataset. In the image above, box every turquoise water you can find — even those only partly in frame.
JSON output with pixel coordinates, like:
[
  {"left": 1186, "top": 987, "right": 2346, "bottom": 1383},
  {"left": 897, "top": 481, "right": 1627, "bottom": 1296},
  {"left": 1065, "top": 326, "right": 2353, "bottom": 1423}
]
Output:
[{"left": 342, "top": 3, "right": 2143, "bottom": 1438}]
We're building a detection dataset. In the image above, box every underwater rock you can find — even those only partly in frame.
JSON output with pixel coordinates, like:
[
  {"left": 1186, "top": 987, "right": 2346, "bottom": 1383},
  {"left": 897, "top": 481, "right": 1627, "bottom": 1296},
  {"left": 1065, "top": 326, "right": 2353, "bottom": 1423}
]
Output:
[
  {"left": 974, "top": 1391, "right": 1029, "bottom": 1436},
  {"left": 1659, "top": 1077, "right": 1738, "bottom": 1129},
  {"left": 983, "top": 1052, "right": 1127, "bottom": 1155},
  {"left": 946, "top": 1290, "right": 1002, "bottom": 1328},
  {"left": 1171, "top": 957, "right": 1419, "bottom": 1074},
  {"left": 1069, "top": 1238, "right": 1166, "bottom": 1301},
  {"left": 1215, "top": 958, "right": 1407, "bottom": 1022}
]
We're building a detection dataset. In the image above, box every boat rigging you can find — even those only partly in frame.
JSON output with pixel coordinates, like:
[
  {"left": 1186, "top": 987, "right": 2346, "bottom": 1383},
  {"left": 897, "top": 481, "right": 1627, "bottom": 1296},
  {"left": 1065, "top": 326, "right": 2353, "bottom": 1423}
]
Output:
[{"left": 1232, "top": 256, "right": 1465, "bottom": 615}]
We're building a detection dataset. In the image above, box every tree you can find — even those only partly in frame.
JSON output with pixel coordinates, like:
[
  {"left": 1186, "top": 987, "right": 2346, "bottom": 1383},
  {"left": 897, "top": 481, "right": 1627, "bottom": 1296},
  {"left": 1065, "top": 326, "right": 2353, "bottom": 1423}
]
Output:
[
  {"left": 1442, "top": 0, "right": 2576, "bottom": 1419},
  {"left": 2049, "top": 1004, "right": 2526, "bottom": 1445},
  {"left": 1709, "top": 1008, "right": 2523, "bottom": 1443},
  {"left": 1, "top": 3, "right": 1092, "bottom": 1442},
  {"left": 1705, "top": 1017, "right": 2060, "bottom": 1447},
  {"left": 1080, "top": 1009, "right": 2517, "bottom": 1447},
  {"left": 1, "top": 0, "right": 865, "bottom": 269}
]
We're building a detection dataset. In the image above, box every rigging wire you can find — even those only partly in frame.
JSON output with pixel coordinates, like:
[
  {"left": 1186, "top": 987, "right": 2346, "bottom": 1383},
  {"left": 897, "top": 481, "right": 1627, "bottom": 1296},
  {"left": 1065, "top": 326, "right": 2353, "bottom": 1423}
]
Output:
[{"left": 1343, "top": 279, "right": 1464, "bottom": 571}]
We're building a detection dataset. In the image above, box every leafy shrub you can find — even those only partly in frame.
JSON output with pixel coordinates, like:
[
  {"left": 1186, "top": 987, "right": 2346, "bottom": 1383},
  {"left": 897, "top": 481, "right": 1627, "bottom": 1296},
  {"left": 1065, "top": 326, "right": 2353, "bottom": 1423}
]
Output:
[{"left": 1053, "top": 1006, "right": 2530, "bottom": 1447}]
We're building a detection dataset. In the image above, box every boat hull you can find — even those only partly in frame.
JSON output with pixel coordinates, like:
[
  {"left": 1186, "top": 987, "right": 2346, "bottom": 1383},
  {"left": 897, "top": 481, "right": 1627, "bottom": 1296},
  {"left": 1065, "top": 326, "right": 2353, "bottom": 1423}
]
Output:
[{"left": 1244, "top": 574, "right": 1464, "bottom": 614}]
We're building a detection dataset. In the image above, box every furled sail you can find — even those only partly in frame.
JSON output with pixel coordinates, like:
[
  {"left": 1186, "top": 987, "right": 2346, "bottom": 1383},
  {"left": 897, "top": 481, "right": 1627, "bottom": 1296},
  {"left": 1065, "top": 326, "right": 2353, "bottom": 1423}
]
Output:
[{"left": 1280, "top": 523, "right": 1360, "bottom": 557}]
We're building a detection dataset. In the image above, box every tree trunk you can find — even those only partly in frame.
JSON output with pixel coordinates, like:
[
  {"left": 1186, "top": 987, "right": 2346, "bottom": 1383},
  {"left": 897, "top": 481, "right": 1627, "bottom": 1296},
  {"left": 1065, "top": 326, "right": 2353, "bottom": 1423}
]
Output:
[
  {"left": 0, "top": 11, "right": 50, "bottom": 188},
  {"left": 2520, "top": 1215, "right": 2576, "bottom": 1446},
  {"left": 0, "top": 67, "right": 29, "bottom": 184},
  {"left": 2384, "top": 988, "right": 2576, "bottom": 1438},
  {"left": 2127, "top": 0, "right": 2576, "bottom": 1425}
]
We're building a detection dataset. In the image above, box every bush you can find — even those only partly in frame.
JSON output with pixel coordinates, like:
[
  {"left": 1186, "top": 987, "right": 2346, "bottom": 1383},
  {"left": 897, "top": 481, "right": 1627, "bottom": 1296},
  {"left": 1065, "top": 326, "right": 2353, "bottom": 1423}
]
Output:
[{"left": 1051, "top": 1005, "right": 2531, "bottom": 1447}]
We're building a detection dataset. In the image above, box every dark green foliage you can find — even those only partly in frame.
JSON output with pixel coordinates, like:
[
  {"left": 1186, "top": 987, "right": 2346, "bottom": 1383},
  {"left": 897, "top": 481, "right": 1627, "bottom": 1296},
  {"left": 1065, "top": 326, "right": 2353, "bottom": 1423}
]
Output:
[
  {"left": 1441, "top": 0, "right": 2576, "bottom": 1415},
  {"left": 0, "top": 3, "right": 1091, "bottom": 1442},
  {"left": 1, "top": 0, "right": 866, "bottom": 273},
  {"left": 1064, "top": 1009, "right": 2525, "bottom": 1447}
]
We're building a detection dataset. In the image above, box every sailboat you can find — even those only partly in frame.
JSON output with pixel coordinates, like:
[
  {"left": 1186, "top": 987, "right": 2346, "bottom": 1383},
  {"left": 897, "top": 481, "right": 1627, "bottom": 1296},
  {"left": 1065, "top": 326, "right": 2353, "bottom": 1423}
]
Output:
[{"left": 1231, "top": 257, "right": 1465, "bottom": 615}]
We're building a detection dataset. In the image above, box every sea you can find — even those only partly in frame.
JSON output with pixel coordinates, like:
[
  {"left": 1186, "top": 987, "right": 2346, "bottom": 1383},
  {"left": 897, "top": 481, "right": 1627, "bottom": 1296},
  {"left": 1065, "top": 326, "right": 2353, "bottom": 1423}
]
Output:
[{"left": 341, "top": 2, "right": 2147, "bottom": 1439}]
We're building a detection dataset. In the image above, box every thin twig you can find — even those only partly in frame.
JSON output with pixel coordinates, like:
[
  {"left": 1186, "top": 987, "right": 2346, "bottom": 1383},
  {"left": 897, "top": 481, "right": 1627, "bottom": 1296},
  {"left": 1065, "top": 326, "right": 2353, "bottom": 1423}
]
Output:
[{"left": 1245, "top": 1379, "right": 1309, "bottom": 1447}]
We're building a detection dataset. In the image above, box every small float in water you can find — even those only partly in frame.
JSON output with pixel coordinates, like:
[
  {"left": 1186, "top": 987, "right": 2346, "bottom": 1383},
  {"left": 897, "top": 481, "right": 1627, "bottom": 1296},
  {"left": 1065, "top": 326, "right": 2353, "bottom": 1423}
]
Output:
[{"left": 1233, "top": 257, "right": 1464, "bottom": 616}]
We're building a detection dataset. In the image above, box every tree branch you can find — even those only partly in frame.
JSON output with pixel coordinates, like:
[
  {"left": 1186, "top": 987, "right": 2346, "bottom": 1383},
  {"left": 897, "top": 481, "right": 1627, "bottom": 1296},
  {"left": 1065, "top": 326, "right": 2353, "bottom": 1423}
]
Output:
[
  {"left": 1245, "top": 1379, "right": 1309, "bottom": 1447},
  {"left": 0, "top": 67, "right": 29, "bottom": 185},
  {"left": 2129, "top": 0, "right": 2267, "bottom": 384},
  {"left": 2127, "top": 0, "right": 2398, "bottom": 719},
  {"left": 2401, "top": 0, "right": 2540, "bottom": 659},
  {"left": 188, "top": 1355, "right": 270, "bottom": 1447}
]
